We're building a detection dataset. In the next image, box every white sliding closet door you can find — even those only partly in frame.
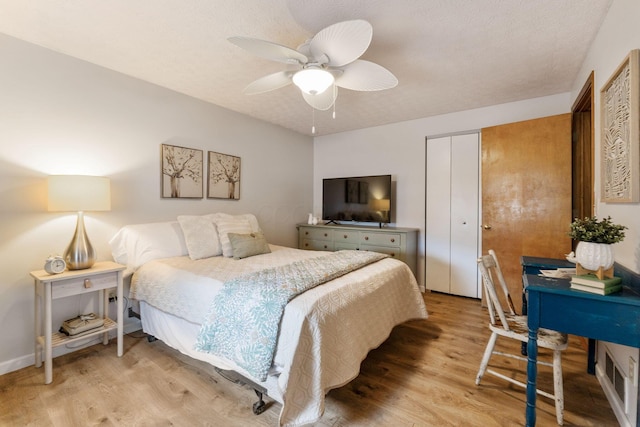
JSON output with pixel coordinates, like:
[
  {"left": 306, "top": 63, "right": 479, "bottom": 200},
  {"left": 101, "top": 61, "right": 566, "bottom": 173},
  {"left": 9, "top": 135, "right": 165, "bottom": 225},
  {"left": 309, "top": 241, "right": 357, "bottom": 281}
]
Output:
[{"left": 425, "top": 133, "right": 480, "bottom": 298}]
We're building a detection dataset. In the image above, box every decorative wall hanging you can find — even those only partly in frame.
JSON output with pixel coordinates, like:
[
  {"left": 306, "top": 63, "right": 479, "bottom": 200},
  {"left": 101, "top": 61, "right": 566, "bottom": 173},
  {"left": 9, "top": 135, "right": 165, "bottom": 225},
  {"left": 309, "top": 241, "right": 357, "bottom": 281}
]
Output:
[
  {"left": 208, "top": 151, "right": 241, "bottom": 199},
  {"left": 161, "top": 144, "right": 203, "bottom": 198},
  {"left": 600, "top": 49, "right": 640, "bottom": 203}
]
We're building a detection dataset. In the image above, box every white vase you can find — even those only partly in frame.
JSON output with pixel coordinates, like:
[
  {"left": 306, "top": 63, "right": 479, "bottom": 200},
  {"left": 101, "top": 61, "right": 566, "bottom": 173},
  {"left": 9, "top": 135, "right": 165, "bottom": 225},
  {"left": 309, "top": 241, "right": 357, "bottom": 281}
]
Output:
[{"left": 575, "top": 241, "right": 614, "bottom": 271}]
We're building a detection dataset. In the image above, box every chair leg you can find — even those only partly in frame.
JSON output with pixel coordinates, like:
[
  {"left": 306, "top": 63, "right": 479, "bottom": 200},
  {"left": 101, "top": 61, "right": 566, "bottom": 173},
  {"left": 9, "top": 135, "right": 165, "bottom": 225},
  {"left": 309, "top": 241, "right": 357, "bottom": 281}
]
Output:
[
  {"left": 476, "top": 332, "right": 498, "bottom": 385},
  {"left": 552, "top": 350, "right": 564, "bottom": 425}
]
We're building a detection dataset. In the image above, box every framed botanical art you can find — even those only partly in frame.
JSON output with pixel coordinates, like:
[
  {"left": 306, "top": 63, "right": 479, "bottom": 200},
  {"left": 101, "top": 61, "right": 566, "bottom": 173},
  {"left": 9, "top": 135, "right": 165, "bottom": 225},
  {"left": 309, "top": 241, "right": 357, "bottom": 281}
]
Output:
[
  {"left": 208, "top": 151, "right": 241, "bottom": 199},
  {"left": 161, "top": 144, "right": 203, "bottom": 198},
  {"left": 600, "top": 49, "right": 640, "bottom": 203}
]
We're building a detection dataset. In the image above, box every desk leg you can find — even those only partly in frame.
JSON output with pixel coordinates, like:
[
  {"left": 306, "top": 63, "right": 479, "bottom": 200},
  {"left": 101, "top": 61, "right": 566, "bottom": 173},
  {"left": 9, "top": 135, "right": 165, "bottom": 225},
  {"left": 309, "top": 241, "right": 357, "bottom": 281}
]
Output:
[
  {"left": 102, "top": 289, "right": 109, "bottom": 345},
  {"left": 44, "top": 282, "right": 53, "bottom": 385},
  {"left": 587, "top": 338, "right": 596, "bottom": 375},
  {"left": 34, "top": 280, "right": 42, "bottom": 368},
  {"left": 526, "top": 327, "right": 538, "bottom": 426},
  {"left": 117, "top": 271, "right": 123, "bottom": 357},
  {"left": 521, "top": 286, "right": 528, "bottom": 355}
]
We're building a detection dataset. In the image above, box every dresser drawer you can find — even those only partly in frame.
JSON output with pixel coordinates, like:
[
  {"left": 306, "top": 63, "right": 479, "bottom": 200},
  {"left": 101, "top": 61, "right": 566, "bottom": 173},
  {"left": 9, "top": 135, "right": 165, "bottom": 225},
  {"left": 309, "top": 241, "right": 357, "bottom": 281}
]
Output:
[
  {"left": 52, "top": 272, "right": 117, "bottom": 299},
  {"left": 335, "top": 242, "right": 359, "bottom": 251},
  {"left": 334, "top": 230, "right": 359, "bottom": 244},
  {"left": 300, "top": 227, "right": 333, "bottom": 241},
  {"left": 301, "top": 239, "right": 334, "bottom": 251},
  {"left": 360, "top": 232, "right": 402, "bottom": 247},
  {"left": 360, "top": 245, "right": 403, "bottom": 260}
]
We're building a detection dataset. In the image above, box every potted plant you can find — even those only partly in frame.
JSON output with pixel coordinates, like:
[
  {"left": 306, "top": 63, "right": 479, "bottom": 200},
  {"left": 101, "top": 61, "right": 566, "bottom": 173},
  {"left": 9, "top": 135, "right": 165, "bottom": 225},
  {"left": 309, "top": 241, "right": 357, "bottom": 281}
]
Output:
[{"left": 568, "top": 216, "right": 627, "bottom": 271}]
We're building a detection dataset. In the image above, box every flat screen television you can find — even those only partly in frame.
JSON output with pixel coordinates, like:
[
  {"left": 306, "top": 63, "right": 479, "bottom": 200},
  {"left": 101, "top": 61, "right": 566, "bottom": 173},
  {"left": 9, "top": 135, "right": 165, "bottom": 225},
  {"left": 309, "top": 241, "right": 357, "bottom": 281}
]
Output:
[{"left": 322, "top": 175, "right": 392, "bottom": 226}]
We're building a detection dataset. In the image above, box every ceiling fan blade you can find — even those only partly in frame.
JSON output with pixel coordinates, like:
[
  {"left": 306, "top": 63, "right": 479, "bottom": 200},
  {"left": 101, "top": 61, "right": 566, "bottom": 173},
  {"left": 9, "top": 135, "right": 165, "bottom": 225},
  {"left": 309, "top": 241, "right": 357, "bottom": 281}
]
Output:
[
  {"left": 243, "top": 71, "right": 293, "bottom": 95},
  {"left": 302, "top": 86, "right": 338, "bottom": 110},
  {"left": 309, "top": 20, "right": 372, "bottom": 67},
  {"left": 228, "top": 36, "right": 308, "bottom": 65},
  {"left": 335, "top": 60, "right": 398, "bottom": 91}
]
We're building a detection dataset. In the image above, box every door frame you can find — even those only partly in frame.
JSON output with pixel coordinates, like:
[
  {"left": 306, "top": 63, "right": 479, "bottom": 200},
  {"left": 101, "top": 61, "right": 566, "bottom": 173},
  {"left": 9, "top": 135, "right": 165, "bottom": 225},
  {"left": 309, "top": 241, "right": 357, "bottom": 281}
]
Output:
[{"left": 571, "top": 71, "right": 595, "bottom": 236}]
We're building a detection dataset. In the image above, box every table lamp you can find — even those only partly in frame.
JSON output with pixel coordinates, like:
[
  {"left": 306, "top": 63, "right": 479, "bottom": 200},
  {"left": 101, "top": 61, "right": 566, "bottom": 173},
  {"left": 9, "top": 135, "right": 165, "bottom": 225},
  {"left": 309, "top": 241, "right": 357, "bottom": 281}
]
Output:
[
  {"left": 47, "top": 175, "right": 111, "bottom": 270},
  {"left": 373, "top": 198, "right": 390, "bottom": 218}
]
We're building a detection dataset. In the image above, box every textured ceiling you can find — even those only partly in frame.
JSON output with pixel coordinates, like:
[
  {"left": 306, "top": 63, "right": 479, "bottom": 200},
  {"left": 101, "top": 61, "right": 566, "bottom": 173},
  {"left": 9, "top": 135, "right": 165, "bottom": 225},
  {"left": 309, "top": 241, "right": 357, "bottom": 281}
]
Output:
[{"left": 0, "top": 0, "right": 612, "bottom": 136}]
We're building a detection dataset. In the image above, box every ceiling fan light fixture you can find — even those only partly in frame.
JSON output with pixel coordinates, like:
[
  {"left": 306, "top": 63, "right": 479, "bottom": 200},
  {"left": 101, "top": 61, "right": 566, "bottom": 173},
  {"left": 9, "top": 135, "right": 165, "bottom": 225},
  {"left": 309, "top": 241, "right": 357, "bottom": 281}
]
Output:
[{"left": 292, "top": 68, "right": 334, "bottom": 95}]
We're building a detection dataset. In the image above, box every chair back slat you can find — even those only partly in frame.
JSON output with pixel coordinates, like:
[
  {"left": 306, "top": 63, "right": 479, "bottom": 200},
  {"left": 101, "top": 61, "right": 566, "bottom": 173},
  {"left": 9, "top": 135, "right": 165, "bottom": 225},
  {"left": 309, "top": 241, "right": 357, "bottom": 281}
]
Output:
[
  {"left": 478, "top": 254, "right": 510, "bottom": 331},
  {"left": 488, "top": 250, "right": 516, "bottom": 315}
]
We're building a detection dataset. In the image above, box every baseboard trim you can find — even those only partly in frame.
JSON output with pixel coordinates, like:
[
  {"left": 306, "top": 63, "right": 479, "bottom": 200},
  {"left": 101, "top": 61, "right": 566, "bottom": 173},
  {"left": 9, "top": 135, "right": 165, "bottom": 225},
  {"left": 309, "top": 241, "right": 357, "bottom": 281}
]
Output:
[{"left": 0, "top": 320, "right": 142, "bottom": 377}]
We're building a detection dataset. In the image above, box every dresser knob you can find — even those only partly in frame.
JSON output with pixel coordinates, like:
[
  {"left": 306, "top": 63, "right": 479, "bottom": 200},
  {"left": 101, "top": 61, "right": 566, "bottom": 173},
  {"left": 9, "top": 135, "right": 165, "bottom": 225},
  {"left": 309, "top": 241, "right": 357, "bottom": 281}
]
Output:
[
  {"left": 390, "top": 238, "right": 395, "bottom": 243},
  {"left": 343, "top": 235, "right": 348, "bottom": 239},
  {"left": 391, "top": 253, "right": 396, "bottom": 257},
  {"left": 84, "top": 279, "right": 92, "bottom": 289},
  {"left": 364, "top": 236, "right": 369, "bottom": 240},
  {"left": 305, "top": 231, "right": 309, "bottom": 235},
  {"left": 324, "top": 233, "right": 328, "bottom": 237}
]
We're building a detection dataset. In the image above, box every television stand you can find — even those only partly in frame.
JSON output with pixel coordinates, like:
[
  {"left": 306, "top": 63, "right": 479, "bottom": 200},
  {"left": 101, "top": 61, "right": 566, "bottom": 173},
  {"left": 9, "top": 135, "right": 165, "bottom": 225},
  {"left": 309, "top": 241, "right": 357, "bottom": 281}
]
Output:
[{"left": 296, "top": 223, "right": 418, "bottom": 278}]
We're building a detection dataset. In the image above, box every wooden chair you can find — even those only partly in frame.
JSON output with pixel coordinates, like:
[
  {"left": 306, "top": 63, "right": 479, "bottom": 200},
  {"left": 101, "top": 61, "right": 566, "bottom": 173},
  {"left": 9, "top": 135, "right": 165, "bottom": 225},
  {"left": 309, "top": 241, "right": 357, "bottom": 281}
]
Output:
[{"left": 476, "top": 250, "right": 568, "bottom": 425}]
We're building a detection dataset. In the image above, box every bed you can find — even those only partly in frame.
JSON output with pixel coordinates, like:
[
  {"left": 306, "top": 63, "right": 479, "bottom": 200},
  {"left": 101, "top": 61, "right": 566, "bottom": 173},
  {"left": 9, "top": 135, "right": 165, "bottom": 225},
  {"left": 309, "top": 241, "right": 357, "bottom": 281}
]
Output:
[{"left": 109, "top": 213, "right": 428, "bottom": 427}]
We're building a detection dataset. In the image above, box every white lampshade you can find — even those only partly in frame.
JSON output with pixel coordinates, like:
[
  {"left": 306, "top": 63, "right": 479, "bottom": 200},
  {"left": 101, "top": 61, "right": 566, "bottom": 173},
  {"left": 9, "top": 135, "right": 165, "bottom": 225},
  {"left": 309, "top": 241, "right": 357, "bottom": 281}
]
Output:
[
  {"left": 373, "top": 198, "right": 390, "bottom": 211},
  {"left": 292, "top": 68, "right": 335, "bottom": 95},
  {"left": 47, "top": 175, "right": 111, "bottom": 212}
]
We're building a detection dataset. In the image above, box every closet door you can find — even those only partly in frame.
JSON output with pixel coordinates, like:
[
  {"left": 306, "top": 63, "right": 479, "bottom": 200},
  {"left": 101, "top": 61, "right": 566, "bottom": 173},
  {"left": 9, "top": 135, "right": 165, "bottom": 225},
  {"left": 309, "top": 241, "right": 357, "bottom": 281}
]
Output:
[
  {"left": 426, "top": 133, "right": 479, "bottom": 298},
  {"left": 425, "top": 136, "right": 452, "bottom": 293}
]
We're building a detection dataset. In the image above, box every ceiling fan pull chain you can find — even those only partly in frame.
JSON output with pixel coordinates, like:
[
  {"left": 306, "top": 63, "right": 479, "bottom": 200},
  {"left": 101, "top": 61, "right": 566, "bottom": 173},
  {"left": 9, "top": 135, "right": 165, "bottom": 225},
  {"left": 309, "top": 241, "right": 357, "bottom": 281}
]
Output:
[
  {"left": 332, "top": 85, "right": 337, "bottom": 119},
  {"left": 312, "top": 107, "right": 316, "bottom": 134}
]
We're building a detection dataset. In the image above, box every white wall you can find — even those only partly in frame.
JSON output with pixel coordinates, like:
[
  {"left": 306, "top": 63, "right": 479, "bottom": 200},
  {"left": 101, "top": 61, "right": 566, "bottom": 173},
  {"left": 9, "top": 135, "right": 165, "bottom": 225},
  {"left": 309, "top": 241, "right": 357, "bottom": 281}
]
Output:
[
  {"left": 571, "top": 0, "right": 640, "bottom": 273},
  {"left": 314, "top": 94, "right": 572, "bottom": 288},
  {"left": 0, "top": 34, "right": 313, "bottom": 374},
  {"left": 568, "top": 1, "right": 640, "bottom": 424}
]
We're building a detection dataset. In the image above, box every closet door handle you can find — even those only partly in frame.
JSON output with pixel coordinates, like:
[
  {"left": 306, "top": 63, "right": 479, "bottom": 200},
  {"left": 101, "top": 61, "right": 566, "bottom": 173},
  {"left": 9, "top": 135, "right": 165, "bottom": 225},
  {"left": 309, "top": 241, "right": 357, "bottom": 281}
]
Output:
[{"left": 483, "top": 224, "right": 492, "bottom": 230}]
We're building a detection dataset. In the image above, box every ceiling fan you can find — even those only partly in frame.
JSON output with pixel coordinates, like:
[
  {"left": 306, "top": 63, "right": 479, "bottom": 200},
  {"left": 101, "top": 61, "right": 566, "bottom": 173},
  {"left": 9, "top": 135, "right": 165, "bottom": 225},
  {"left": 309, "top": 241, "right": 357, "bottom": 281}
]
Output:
[{"left": 228, "top": 19, "right": 398, "bottom": 112}]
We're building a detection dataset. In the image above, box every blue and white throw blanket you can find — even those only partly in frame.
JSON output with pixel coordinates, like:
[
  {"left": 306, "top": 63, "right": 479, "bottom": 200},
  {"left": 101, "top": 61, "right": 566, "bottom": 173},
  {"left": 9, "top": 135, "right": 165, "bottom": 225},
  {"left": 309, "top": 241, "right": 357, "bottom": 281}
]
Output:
[{"left": 194, "top": 250, "right": 388, "bottom": 381}]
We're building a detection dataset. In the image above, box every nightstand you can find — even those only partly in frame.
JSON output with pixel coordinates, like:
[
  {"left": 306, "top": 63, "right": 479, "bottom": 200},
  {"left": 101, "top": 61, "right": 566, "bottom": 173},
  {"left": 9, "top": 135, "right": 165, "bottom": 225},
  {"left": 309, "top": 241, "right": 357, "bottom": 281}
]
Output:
[{"left": 30, "top": 261, "right": 126, "bottom": 384}]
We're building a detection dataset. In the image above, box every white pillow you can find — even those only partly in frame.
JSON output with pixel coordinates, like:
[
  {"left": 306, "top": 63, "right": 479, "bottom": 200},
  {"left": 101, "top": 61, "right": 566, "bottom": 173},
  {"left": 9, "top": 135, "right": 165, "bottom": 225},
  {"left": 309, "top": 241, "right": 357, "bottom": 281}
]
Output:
[
  {"left": 109, "top": 221, "right": 189, "bottom": 274},
  {"left": 177, "top": 215, "right": 222, "bottom": 260},
  {"left": 213, "top": 216, "right": 254, "bottom": 257},
  {"left": 204, "top": 213, "right": 262, "bottom": 233}
]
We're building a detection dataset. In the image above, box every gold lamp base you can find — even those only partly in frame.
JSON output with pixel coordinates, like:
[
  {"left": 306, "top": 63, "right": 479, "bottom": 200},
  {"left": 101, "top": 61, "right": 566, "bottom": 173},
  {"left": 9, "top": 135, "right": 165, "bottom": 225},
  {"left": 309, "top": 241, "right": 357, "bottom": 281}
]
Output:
[{"left": 64, "top": 211, "right": 96, "bottom": 270}]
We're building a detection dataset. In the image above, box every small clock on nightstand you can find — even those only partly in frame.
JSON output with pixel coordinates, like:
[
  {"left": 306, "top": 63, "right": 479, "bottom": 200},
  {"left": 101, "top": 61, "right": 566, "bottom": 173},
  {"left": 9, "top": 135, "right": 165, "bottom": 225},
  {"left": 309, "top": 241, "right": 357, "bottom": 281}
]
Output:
[{"left": 44, "top": 255, "right": 66, "bottom": 274}]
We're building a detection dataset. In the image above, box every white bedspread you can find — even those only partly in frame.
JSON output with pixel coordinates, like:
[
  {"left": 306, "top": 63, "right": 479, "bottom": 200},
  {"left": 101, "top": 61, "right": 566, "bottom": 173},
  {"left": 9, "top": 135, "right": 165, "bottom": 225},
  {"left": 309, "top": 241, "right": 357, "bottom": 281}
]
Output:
[{"left": 130, "top": 245, "right": 428, "bottom": 426}]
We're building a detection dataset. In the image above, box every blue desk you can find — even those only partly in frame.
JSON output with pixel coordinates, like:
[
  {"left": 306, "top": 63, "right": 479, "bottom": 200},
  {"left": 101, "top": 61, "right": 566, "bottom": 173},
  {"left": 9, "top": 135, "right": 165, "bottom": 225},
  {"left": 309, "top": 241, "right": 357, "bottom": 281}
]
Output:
[{"left": 524, "top": 273, "right": 640, "bottom": 426}]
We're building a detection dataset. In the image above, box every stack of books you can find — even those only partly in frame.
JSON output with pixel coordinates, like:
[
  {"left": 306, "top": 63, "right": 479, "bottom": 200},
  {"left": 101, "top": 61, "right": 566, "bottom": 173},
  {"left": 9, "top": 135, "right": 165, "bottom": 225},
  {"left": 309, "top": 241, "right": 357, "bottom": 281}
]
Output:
[{"left": 570, "top": 274, "right": 622, "bottom": 295}]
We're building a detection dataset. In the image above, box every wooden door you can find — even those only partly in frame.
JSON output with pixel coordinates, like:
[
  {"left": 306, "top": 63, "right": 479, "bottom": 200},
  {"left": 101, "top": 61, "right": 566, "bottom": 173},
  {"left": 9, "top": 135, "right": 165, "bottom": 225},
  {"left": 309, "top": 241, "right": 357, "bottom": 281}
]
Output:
[{"left": 482, "top": 114, "right": 572, "bottom": 311}]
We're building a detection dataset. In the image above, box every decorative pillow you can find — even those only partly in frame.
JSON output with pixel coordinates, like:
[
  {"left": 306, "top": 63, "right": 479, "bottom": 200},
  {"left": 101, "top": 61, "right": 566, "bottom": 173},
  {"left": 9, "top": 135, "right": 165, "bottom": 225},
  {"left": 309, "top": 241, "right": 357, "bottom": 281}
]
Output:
[
  {"left": 213, "top": 216, "right": 253, "bottom": 257},
  {"left": 204, "top": 213, "right": 262, "bottom": 234},
  {"left": 108, "top": 221, "right": 189, "bottom": 274},
  {"left": 177, "top": 215, "right": 222, "bottom": 260},
  {"left": 228, "top": 232, "right": 271, "bottom": 259}
]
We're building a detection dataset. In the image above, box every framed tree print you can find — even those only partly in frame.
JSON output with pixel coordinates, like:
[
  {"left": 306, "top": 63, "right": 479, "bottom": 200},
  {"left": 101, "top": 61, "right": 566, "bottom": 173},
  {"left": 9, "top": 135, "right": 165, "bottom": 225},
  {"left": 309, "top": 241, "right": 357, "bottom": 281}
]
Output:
[
  {"left": 161, "top": 144, "right": 203, "bottom": 198},
  {"left": 600, "top": 49, "right": 640, "bottom": 203},
  {"left": 208, "top": 151, "right": 241, "bottom": 199}
]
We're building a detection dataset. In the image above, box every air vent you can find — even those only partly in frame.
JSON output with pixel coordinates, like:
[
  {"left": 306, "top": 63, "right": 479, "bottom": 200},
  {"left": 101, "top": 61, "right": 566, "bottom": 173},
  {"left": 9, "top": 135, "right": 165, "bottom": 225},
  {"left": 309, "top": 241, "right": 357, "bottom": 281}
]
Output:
[{"left": 605, "top": 351, "right": 626, "bottom": 403}]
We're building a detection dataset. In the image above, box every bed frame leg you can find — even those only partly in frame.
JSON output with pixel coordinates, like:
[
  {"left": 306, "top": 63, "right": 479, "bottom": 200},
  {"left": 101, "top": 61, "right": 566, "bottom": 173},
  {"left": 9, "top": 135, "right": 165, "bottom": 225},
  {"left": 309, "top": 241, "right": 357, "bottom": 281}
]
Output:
[
  {"left": 253, "top": 390, "right": 266, "bottom": 415},
  {"left": 215, "top": 367, "right": 269, "bottom": 415}
]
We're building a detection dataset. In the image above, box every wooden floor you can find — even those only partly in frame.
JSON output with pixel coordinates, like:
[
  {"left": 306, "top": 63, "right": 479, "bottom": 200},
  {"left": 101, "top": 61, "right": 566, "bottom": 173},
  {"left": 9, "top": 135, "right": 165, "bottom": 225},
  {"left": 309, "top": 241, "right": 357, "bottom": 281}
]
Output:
[{"left": 0, "top": 291, "right": 618, "bottom": 426}]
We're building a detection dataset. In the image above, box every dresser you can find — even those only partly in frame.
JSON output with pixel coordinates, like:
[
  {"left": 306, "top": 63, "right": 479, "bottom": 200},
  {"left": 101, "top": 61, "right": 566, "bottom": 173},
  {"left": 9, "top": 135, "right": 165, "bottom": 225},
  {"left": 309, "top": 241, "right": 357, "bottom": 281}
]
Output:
[{"left": 297, "top": 223, "right": 418, "bottom": 277}]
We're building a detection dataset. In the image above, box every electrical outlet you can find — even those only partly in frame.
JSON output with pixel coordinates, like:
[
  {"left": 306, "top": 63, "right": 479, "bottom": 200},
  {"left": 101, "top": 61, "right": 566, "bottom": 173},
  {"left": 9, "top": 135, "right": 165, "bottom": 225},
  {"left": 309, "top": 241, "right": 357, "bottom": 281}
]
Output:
[{"left": 108, "top": 291, "right": 117, "bottom": 302}]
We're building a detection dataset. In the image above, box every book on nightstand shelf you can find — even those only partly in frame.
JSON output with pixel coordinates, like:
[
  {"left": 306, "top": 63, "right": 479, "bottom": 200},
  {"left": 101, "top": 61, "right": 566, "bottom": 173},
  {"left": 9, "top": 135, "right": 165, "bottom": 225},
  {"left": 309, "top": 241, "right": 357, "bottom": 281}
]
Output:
[
  {"left": 570, "top": 274, "right": 622, "bottom": 289},
  {"left": 569, "top": 282, "right": 622, "bottom": 295}
]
